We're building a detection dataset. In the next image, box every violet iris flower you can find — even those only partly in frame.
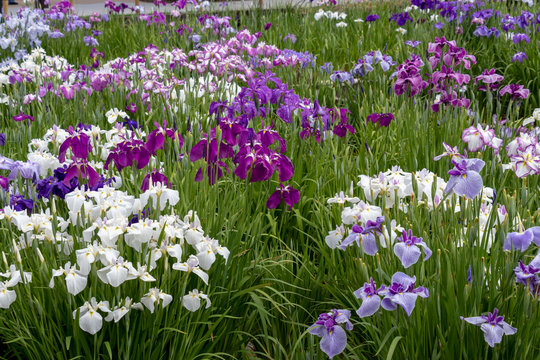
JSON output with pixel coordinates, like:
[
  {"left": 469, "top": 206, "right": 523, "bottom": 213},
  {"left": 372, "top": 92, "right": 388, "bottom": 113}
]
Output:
[
  {"left": 512, "top": 33, "right": 530, "bottom": 44},
  {"left": 58, "top": 132, "right": 92, "bottom": 162},
  {"left": 404, "top": 40, "right": 421, "bottom": 48},
  {"left": 462, "top": 308, "right": 517, "bottom": 347},
  {"left": 380, "top": 272, "right": 429, "bottom": 316},
  {"left": 339, "top": 216, "right": 384, "bottom": 255},
  {"left": 354, "top": 278, "right": 386, "bottom": 317},
  {"left": 445, "top": 158, "right": 485, "bottom": 199},
  {"left": 10, "top": 195, "right": 34, "bottom": 212},
  {"left": 266, "top": 184, "right": 300, "bottom": 210},
  {"left": 309, "top": 309, "right": 353, "bottom": 359},
  {"left": 433, "top": 142, "right": 465, "bottom": 161},
  {"left": 365, "top": 14, "right": 379, "bottom": 22},
  {"left": 503, "top": 227, "right": 540, "bottom": 252},
  {"left": 389, "top": 12, "right": 413, "bottom": 26},
  {"left": 0, "top": 133, "right": 5, "bottom": 146},
  {"left": 512, "top": 52, "right": 528, "bottom": 63},
  {"left": 394, "top": 229, "right": 432, "bottom": 268},
  {"left": 499, "top": 84, "right": 529, "bottom": 100}
]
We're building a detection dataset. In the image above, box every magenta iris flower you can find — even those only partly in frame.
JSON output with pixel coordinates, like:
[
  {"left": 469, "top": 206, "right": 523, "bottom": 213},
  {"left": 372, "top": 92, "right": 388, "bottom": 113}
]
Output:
[
  {"left": 354, "top": 278, "right": 386, "bottom": 317},
  {"left": 13, "top": 112, "right": 34, "bottom": 122},
  {"left": 266, "top": 184, "right": 300, "bottom": 210},
  {"left": 445, "top": 158, "right": 485, "bottom": 199},
  {"left": 380, "top": 272, "right": 429, "bottom": 316},
  {"left": 309, "top": 309, "right": 353, "bottom": 359},
  {"left": 499, "top": 84, "right": 529, "bottom": 100},
  {"left": 462, "top": 308, "right": 517, "bottom": 347},
  {"left": 394, "top": 229, "right": 432, "bottom": 268}
]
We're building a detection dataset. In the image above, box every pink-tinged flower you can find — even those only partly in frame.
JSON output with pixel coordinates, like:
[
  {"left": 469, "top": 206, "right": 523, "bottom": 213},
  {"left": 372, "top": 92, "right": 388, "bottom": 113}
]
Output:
[
  {"left": 266, "top": 184, "right": 300, "bottom": 210},
  {"left": 0, "top": 176, "right": 8, "bottom": 190},
  {"left": 13, "top": 112, "right": 34, "bottom": 122},
  {"left": 499, "top": 84, "right": 529, "bottom": 100},
  {"left": 462, "top": 308, "right": 517, "bottom": 347},
  {"left": 474, "top": 68, "right": 503, "bottom": 92},
  {"left": 433, "top": 142, "right": 465, "bottom": 161},
  {"left": 462, "top": 124, "right": 502, "bottom": 153},
  {"left": 511, "top": 145, "right": 540, "bottom": 178}
]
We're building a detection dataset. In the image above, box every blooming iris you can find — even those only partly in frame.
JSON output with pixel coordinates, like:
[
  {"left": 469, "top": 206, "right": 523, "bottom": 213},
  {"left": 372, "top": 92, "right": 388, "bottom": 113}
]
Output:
[
  {"left": 503, "top": 227, "right": 540, "bottom": 252},
  {"left": 380, "top": 272, "right": 429, "bottom": 316},
  {"left": 339, "top": 216, "right": 384, "bottom": 255},
  {"left": 309, "top": 309, "right": 353, "bottom": 359},
  {"left": 462, "top": 308, "right": 517, "bottom": 347},
  {"left": 394, "top": 229, "right": 432, "bottom": 268},
  {"left": 366, "top": 112, "right": 394, "bottom": 127},
  {"left": 445, "top": 158, "right": 485, "bottom": 199},
  {"left": 266, "top": 184, "right": 300, "bottom": 210},
  {"left": 354, "top": 278, "right": 386, "bottom": 317}
]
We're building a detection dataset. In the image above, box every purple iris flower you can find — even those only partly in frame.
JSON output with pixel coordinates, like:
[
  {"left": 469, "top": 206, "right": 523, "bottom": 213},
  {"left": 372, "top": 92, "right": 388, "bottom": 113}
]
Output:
[
  {"left": 283, "top": 33, "right": 297, "bottom": 43},
  {"left": 58, "top": 132, "right": 92, "bottom": 162},
  {"left": 389, "top": 12, "right": 413, "bottom": 26},
  {"left": 512, "top": 33, "right": 530, "bottom": 44},
  {"left": 83, "top": 36, "right": 99, "bottom": 47},
  {"left": 462, "top": 308, "right": 517, "bottom": 347},
  {"left": 366, "top": 112, "right": 394, "bottom": 127},
  {"left": 514, "top": 257, "right": 540, "bottom": 285},
  {"left": 354, "top": 278, "right": 386, "bottom": 317},
  {"left": 339, "top": 216, "right": 384, "bottom": 255},
  {"left": 13, "top": 112, "right": 34, "bottom": 122},
  {"left": 330, "top": 71, "right": 353, "bottom": 83},
  {"left": 141, "top": 170, "right": 170, "bottom": 191},
  {"left": 380, "top": 272, "right": 429, "bottom": 316},
  {"left": 365, "top": 14, "right": 379, "bottom": 22},
  {"left": 445, "top": 158, "right": 485, "bottom": 199},
  {"left": 264, "top": 22, "right": 272, "bottom": 31},
  {"left": 512, "top": 52, "right": 528, "bottom": 63},
  {"left": 405, "top": 40, "right": 421, "bottom": 48},
  {"left": 0, "top": 176, "right": 7, "bottom": 190},
  {"left": 394, "top": 229, "right": 432, "bottom": 268},
  {"left": 319, "top": 62, "right": 334, "bottom": 74},
  {"left": 503, "top": 227, "right": 540, "bottom": 252},
  {"left": 0, "top": 133, "right": 5, "bottom": 146},
  {"left": 499, "top": 84, "right": 530, "bottom": 100},
  {"left": 309, "top": 309, "right": 353, "bottom": 359},
  {"left": 10, "top": 195, "right": 34, "bottom": 212},
  {"left": 266, "top": 184, "right": 300, "bottom": 210}
]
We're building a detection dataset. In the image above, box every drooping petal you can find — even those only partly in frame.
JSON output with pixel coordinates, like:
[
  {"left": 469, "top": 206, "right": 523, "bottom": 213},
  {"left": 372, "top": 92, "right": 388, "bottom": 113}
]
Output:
[
  {"left": 381, "top": 297, "right": 397, "bottom": 311},
  {"left": 503, "top": 230, "right": 534, "bottom": 252},
  {"left": 361, "top": 233, "right": 378, "bottom": 255},
  {"left": 394, "top": 243, "right": 421, "bottom": 268},
  {"left": 391, "top": 292, "right": 418, "bottom": 316},
  {"left": 480, "top": 323, "right": 504, "bottom": 347},
  {"left": 452, "top": 171, "right": 483, "bottom": 199},
  {"left": 462, "top": 316, "right": 487, "bottom": 325},
  {"left": 79, "top": 310, "right": 103, "bottom": 335},
  {"left": 320, "top": 326, "right": 347, "bottom": 359},
  {"left": 356, "top": 295, "right": 381, "bottom": 318}
]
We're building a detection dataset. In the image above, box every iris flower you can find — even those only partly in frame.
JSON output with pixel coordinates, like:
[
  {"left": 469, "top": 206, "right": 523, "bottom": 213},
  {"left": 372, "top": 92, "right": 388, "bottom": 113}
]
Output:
[
  {"left": 445, "top": 158, "right": 485, "bottom": 199},
  {"left": 462, "top": 308, "right": 517, "bottom": 347},
  {"left": 309, "top": 309, "right": 353, "bottom": 359}
]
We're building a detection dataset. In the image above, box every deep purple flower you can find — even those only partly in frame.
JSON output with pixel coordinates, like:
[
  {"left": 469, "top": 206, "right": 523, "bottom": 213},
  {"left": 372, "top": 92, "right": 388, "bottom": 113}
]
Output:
[
  {"left": 264, "top": 22, "right": 272, "bottom": 31},
  {"left": 389, "top": 12, "right": 413, "bottom": 27},
  {"left": 309, "top": 309, "right": 353, "bottom": 359},
  {"left": 354, "top": 278, "right": 386, "bottom": 317},
  {"left": 10, "top": 195, "right": 34, "bottom": 212},
  {"left": 0, "top": 133, "right": 5, "bottom": 147},
  {"left": 58, "top": 132, "right": 92, "bottom": 162},
  {"left": 365, "top": 14, "right": 379, "bottom": 22},
  {"left": 266, "top": 184, "right": 300, "bottom": 210},
  {"left": 141, "top": 170, "right": 170, "bottom": 191},
  {"left": 394, "top": 229, "right": 432, "bottom": 268},
  {"left": 462, "top": 308, "right": 517, "bottom": 347},
  {"left": 63, "top": 160, "right": 100, "bottom": 188},
  {"left": 380, "top": 272, "right": 429, "bottom": 316},
  {"left": 445, "top": 158, "right": 485, "bottom": 199},
  {"left": 366, "top": 112, "right": 394, "bottom": 127},
  {"left": 503, "top": 227, "right": 540, "bottom": 252},
  {"left": 0, "top": 176, "right": 7, "bottom": 190}
]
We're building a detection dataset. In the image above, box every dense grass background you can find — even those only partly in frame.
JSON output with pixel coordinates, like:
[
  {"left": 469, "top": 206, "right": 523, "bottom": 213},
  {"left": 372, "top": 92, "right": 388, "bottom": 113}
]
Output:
[{"left": 0, "top": 1, "right": 539, "bottom": 359}]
